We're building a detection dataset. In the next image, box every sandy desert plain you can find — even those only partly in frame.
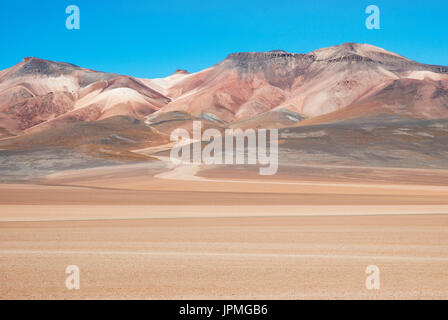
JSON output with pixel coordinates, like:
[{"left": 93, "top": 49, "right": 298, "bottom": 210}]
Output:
[{"left": 1, "top": 159, "right": 448, "bottom": 300}]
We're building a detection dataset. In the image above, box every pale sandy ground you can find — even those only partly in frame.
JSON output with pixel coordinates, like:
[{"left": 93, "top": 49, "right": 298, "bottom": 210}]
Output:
[
  {"left": 1, "top": 215, "right": 447, "bottom": 299},
  {"left": 1, "top": 162, "right": 448, "bottom": 299}
]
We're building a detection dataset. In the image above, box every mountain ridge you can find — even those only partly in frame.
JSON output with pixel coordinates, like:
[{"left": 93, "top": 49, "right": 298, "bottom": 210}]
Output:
[
  {"left": 1, "top": 43, "right": 448, "bottom": 177},
  {"left": 0, "top": 42, "right": 447, "bottom": 134}
]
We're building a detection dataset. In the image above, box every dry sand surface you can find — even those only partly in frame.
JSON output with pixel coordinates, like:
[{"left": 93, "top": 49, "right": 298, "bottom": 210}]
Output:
[
  {"left": 1, "top": 215, "right": 447, "bottom": 299},
  {"left": 1, "top": 163, "right": 448, "bottom": 299}
]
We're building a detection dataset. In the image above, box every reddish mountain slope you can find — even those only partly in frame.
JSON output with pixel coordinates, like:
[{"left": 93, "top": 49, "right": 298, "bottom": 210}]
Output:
[
  {"left": 1, "top": 43, "right": 447, "bottom": 135},
  {"left": 152, "top": 43, "right": 448, "bottom": 125},
  {"left": 0, "top": 57, "right": 170, "bottom": 133}
]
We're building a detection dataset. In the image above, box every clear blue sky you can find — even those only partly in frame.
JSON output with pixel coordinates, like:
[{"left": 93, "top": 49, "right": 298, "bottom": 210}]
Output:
[{"left": 0, "top": 0, "right": 446, "bottom": 78}]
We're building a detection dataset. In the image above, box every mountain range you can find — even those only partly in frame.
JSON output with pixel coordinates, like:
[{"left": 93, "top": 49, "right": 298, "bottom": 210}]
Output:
[{"left": 0, "top": 42, "right": 447, "bottom": 180}]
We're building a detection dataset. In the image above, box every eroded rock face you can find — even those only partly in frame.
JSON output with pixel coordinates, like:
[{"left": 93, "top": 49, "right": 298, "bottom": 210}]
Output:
[
  {"left": 6, "top": 91, "right": 75, "bottom": 130},
  {"left": 220, "top": 51, "right": 316, "bottom": 89}
]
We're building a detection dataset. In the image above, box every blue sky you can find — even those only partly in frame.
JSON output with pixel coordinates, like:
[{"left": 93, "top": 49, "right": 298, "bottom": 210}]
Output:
[{"left": 0, "top": 0, "right": 446, "bottom": 78}]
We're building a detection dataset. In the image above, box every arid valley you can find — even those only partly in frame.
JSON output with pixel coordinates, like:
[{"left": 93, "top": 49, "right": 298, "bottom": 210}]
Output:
[
  {"left": 1, "top": 42, "right": 448, "bottom": 299},
  {"left": 1, "top": 161, "right": 448, "bottom": 299}
]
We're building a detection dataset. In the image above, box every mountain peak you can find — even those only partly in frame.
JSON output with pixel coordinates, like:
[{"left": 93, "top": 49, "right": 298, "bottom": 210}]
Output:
[
  {"left": 15, "top": 57, "right": 80, "bottom": 77},
  {"left": 310, "top": 42, "right": 410, "bottom": 63},
  {"left": 171, "top": 69, "right": 189, "bottom": 75},
  {"left": 23, "top": 56, "right": 40, "bottom": 62}
]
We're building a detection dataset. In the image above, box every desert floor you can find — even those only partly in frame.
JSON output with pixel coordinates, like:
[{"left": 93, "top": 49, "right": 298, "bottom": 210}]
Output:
[{"left": 1, "top": 162, "right": 448, "bottom": 299}]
